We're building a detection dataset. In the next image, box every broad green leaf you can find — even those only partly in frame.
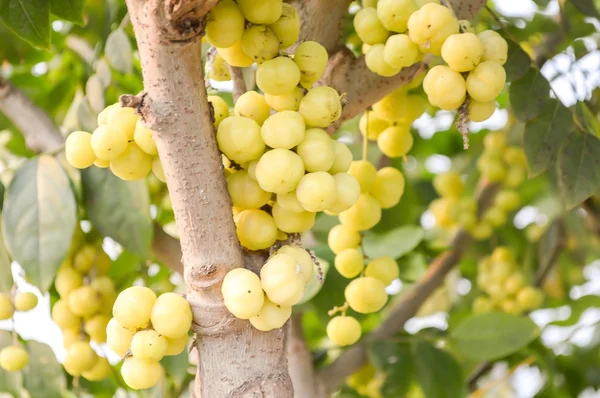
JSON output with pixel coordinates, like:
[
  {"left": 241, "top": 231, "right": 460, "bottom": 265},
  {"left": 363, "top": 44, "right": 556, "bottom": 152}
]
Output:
[
  {"left": 573, "top": 101, "right": 600, "bottom": 137},
  {"left": 557, "top": 131, "right": 600, "bottom": 209},
  {"left": 0, "top": 0, "right": 50, "bottom": 48},
  {"left": 571, "top": 0, "right": 600, "bottom": 19},
  {"left": 503, "top": 39, "right": 531, "bottom": 82},
  {"left": 161, "top": 347, "right": 191, "bottom": 390},
  {"left": 23, "top": 341, "right": 66, "bottom": 398},
  {"left": 523, "top": 99, "right": 573, "bottom": 176},
  {"left": 369, "top": 341, "right": 413, "bottom": 396},
  {"left": 49, "top": 0, "right": 85, "bottom": 24},
  {"left": 0, "top": 220, "right": 13, "bottom": 294},
  {"left": 1, "top": 156, "right": 76, "bottom": 292},
  {"left": 363, "top": 225, "right": 424, "bottom": 259},
  {"left": 413, "top": 342, "right": 466, "bottom": 398},
  {"left": 450, "top": 312, "right": 539, "bottom": 361},
  {"left": 0, "top": 331, "right": 22, "bottom": 397},
  {"left": 509, "top": 68, "right": 550, "bottom": 122},
  {"left": 82, "top": 167, "right": 152, "bottom": 258},
  {"left": 399, "top": 253, "right": 427, "bottom": 283},
  {"left": 85, "top": 74, "right": 105, "bottom": 114},
  {"left": 105, "top": 28, "right": 133, "bottom": 74}
]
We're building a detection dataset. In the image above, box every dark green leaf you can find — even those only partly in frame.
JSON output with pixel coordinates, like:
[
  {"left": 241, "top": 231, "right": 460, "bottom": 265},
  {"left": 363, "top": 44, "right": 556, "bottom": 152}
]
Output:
[
  {"left": 557, "top": 131, "right": 600, "bottom": 209},
  {"left": 0, "top": 331, "right": 22, "bottom": 397},
  {"left": 49, "top": 0, "right": 85, "bottom": 24},
  {"left": 23, "top": 341, "right": 66, "bottom": 398},
  {"left": 105, "top": 28, "right": 133, "bottom": 74},
  {"left": 413, "top": 342, "right": 466, "bottom": 398},
  {"left": 369, "top": 341, "right": 413, "bottom": 396},
  {"left": 399, "top": 253, "right": 427, "bottom": 283},
  {"left": 0, "top": 220, "right": 13, "bottom": 294},
  {"left": 0, "top": 181, "right": 5, "bottom": 210},
  {"left": 82, "top": 167, "right": 152, "bottom": 258},
  {"left": 363, "top": 225, "right": 424, "bottom": 259},
  {"left": 572, "top": 101, "right": 600, "bottom": 137},
  {"left": 1, "top": 156, "right": 77, "bottom": 292},
  {"left": 503, "top": 39, "right": 531, "bottom": 82},
  {"left": 0, "top": 0, "right": 50, "bottom": 48},
  {"left": 450, "top": 312, "right": 539, "bottom": 361},
  {"left": 509, "top": 68, "right": 550, "bottom": 122},
  {"left": 523, "top": 99, "right": 573, "bottom": 176},
  {"left": 571, "top": 0, "right": 600, "bottom": 19}
]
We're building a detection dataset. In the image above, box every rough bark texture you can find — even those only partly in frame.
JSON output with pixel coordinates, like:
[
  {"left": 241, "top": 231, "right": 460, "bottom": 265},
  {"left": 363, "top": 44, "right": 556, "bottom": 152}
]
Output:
[
  {"left": 124, "top": 1, "right": 292, "bottom": 396},
  {"left": 288, "top": 314, "right": 327, "bottom": 398},
  {"left": 151, "top": 223, "right": 183, "bottom": 274},
  {"left": 0, "top": 77, "right": 64, "bottom": 152},
  {"left": 290, "top": 0, "right": 352, "bottom": 53}
]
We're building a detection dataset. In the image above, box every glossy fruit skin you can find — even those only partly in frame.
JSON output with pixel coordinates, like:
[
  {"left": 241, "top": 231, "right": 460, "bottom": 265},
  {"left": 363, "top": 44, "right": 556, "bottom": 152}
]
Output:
[
  {"left": 272, "top": 203, "right": 316, "bottom": 233},
  {"left": 377, "top": 125, "right": 414, "bottom": 158},
  {"left": 423, "top": 65, "right": 466, "bottom": 110},
  {"left": 106, "top": 317, "right": 135, "bottom": 357},
  {"left": 261, "top": 111, "right": 306, "bottom": 149},
  {"left": 256, "top": 57, "right": 301, "bottom": 95},
  {"left": 268, "top": 3, "right": 300, "bottom": 49},
  {"left": 238, "top": 0, "right": 283, "bottom": 24},
  {"left": 407, "top": 3, "right": 459, "bottom": 55},
  {"left": 297, "top": 129, "right": 335, "bottom": 173},
  {"left": 113, "top": 286, "right": 157, "bottom": 330},
  {"left": 82, "top": 357, "right": 111, "bottom": 381},
  {"left": 296, "top": 172, "right": 338, "bottom": 212},
  {"left": 110, "top": 143, "right": 153, "bottom": 181},
  {"left": 466, "top": 61, "right": 506, "bottom": 102},
  {"left": 234, "top": 209, "right": 278, "bottom": 250},
  {"left": 370, "top": 167, "right": 405, "bottom": 209},
  {"left": 121, "top": 357, "right": 162, "bottom": 390},
  {"left": 249, "top": 298, "right": 292, "bottom": 331},
  {"left": 0, "top": 293, "right": 13, "bottom": 320},
  {"left": 235, "top": 91, "right": 271, "bottom": 125},
  {"left": 0, "top": 346, "right": 28, "bottom": 372},
  {"left": 441, "top": 33, "right": 483, "bottom": 72},
  {"left": 365, "top": 44, "right": 401, "bottom": 77},
  {"left": 335, "top": 248, "right": 364, "bottom": 279},
  {"left": 130, "top": 330, "right": 168, "bottom": 361},
  {"left": 52, "top": 299, "right": 80, "bottom": 329},
  {"left": 345, "top": 277, "right": 388, "bottom": 314},
  {"left": 217, "top": 116, "right": 265, "bottom": 164},
  {"left": 298, "top": 87, "right": 342, "bottom": 128},
  {"left": 165, "top": 334, "right": 189, "bottom": 356},
  {"left": 328, "top": 224, "right": 361, "bottom": 255},
  {"left": 150, "top": 293, "right": 193, "bottom": 339},
  {"left": 255, "top": 149, "right": 305, "bottom": 194},
  {"left": 294, "top": 41, "right": 329, "bottom": 88},
  {"left": 208, "top": 95, "right": 230, "bottom": 127},
  {"left": 276, "top": 245, "right": 314, "bottom": 283},
  {"left": 365, "top": 257, "right": 399, "bottom": 285},
  {"left": 241, "top": 25, "right": 279, "bottom": 63},
  {"left": 65, "top": 131, "right": 96, "bottom": 169},
  {"left": 63, "top": 341, "right": 99, "bottom": 376},
  {"left": 377, "top": 0, "right": 418, "bottom": 32},
  {"left": 91, "top": 125, "right": 128, "bottom": 161},
  {"left": 327, "top": 316, "right": 362, "bottom": 346},
  {"left": 478, "top": 30, "right": 508, "bottom": 65},
  {"left": 205, "top": 0, "right": 245, "bottom": 48},
  {"left": 260, "top": 253, "right": 305, "bottom": 307},
  {"left": 384, "top": 34, "right": 421, "bottom": 68},
  {"left": 339, "top": 194, "right": 382, "bottom": 231},
  {"left": 221, "top": 268, "right": 265, "bottom": 319},
  {"left": 354, "top": 7, "right": 389, "bottom": 45}
]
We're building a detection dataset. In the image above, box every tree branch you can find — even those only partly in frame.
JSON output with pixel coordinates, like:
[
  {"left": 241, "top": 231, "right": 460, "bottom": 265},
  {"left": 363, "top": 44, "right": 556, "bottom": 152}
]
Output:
[
  {"left": 288, "top": 313, "right": 327, "bottom": 398},
  {"left": 0, "top": 77, "right": 64, "bottom": 153},
  {"left": 318, "top": 184, "right": 499, "bottom": 394},
  {"left": 151, "top": 223, "right": 183, "bottom": 274},
  {"left": 290, "top": 0, "right": 352, "bottom": 53},
  {"left": 229, "top": 66, "right": 247, "bottom": 102}
]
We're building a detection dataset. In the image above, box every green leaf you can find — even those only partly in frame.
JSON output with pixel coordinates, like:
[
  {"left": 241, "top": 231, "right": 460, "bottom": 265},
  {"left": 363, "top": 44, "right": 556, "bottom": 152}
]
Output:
[
  {"left": 571, "top": 0, "right": 600, "bottom": 19},
  {"left": 523, "top": 99, "right": 573, "bottom": 176},
  {"left": 363, "top": 225, "right": 424, "bottom": 259},
  {"left": 0, "top": 332, "right": 22, "bottom": 397},
  {"left": 49, "top": 0, "right": 85, "bottom": 24},
  {"left": 82, "top": 167, "right": 152, "bottom": 258},
  {"left": 0, "top": 0, "right": 50, "bottom": 48},
  {"left": 503, "top": 39, "right": 531, "bottom": 82},
  {"left": 450, "top": 312, "right": 539, "bottom": 361},
  {"left": 1, "top": 156, "right": 77, "bottom": 292},
  {"left": 399, "top": 253, "right": 427, "bottom": 283},
  {"left": 413, "top": 342, "right": 466, "bottom": 398},
  {"left": 557, "top": 131, "right": 600, "bottom": 209},
  {"left": 0, "top": 220, "right": 13, "bottom": 294},
  {"left": 105, "top": 28, "right": 133, "bottom": 74},
  {"left": 369, "top": 341, "right": 413, "bottom": 396},
  {"left": 161, "top": 347, "right": 191, "bottom": 390},
  {"left": 573, "top": 101, "right": 600, "bottom": 137},
  {"left": 23, "top": 341, "right": 67, "bottom": 398},
  {"left": 85, "top": 74, "right": 105, "bottom": 114},
  {"left": 509, "top": 68, "right": 550, "bottom": 122}
]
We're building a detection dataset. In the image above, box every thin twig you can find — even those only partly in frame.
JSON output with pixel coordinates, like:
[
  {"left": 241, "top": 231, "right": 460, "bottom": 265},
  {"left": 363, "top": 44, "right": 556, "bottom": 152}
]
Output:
[{"left": 229, "top": 66, "right": 247, "bottom": 102}]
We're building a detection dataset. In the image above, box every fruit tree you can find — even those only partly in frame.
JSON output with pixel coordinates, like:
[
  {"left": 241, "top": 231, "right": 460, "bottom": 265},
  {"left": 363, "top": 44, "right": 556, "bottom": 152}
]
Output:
[{"left": 1, "top": 0, "right": 600, "bottom": 396}]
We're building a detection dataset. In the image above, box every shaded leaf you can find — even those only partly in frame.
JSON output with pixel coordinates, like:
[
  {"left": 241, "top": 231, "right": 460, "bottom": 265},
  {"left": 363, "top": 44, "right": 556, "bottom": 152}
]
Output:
[
  {"left": 85, "top": 74, "right": 105, "bottom": 114},
  {"left": 369, "top": 341, "right": 413, "bottom": 396},
  {"left": 161, "top": 347, "right": 191, "bottom": 390},
  {"left": 509, "top": 68, "right": 550, "bottom": 122},
  {"left": 523, "top": 99, "right": 573, "bottom": 176},
  {"left": 413, "top": 342, "right": 466, "bottom": 398},
  {"left": 557, "top": 132, "right": 600, "bottom": 209},
  {"left": 1, "top": 156, "right": 76, "bottom": 292},
  {"left": 82, "top": 167, "right": 152, "bottom": 258},
  {"left": 0, "top": 220, "right": 13, "bottom": 294},
  {"left": 399, "top": 253, "right": 427, "bottom": 283},
  {"left": 363, "top": 225, "right": 424, "bottom": 259},
  {"left": 0, "top": 331, "right": 22, "bottom": 397},
  {"left": 105, "top": 28, "right": 133, "bottom": 74},
  {"left": 503, "top": 39, "right": 531, "bottom": 82},
  {"left": 571, "top": 0, "right": 600, "bottom": 19},
  {"left": 450, "top": 312, "right": 539, "bottom": 361},
  {"left": 77, "top": 99, "right": 97, "bottom": 132},
  {"left": 49, "top": 0, "right": 85, "bottom": 24},
  {"left": 573, "top": 101, "right": 600, "bottom": 137},
  {"left": 23, "top": 341, "right": 66, "bottom": 398},
  {"left": 0, "top": 0, "right": 50, "bottom": 48}
]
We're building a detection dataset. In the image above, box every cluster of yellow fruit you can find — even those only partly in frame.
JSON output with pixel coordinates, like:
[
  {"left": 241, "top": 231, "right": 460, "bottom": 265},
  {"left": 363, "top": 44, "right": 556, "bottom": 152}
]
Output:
[
  {"left": 51, "top": 239, "right": 115, "bottom": 381},
  {"left": 0, "top": 291, "right": 38, "bottom": 372},
  {"left": 346, "top": 362, "right": 385, "bottom": 398},
  {"left": 324, "top": 162, "right": 405, "bottom": 346},
  {"left": 222, "top": 245, "right": 316, "bottom": 331},
  {"left": 473, "top": 247, "right": 544, "bottom": 314},
  {"left": 106, "top": 287, "right": 192, "bottom": 390},
  {"left": 64, "top": 102, "right": 165, "bottom": 182},
  {"left": 429, "top": 132, "right": 525, "bottom": 240}
]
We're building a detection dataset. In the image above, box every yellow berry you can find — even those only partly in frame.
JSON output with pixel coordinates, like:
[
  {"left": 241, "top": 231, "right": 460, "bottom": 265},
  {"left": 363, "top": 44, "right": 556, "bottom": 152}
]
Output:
[
  {"left": 354, "top": 7, "right": 389, "bottom": 45},
  {"left": 206, "top": 53, "right": 231, "bottom": 82},
  {"left": 165, "top": 334, "right": 189, "bottom": 356},
  {"left": 296, "top": 128, "right": 336, "bottom": 172},
  {"left": 466, "top": 61, "right": 506, "bottom": 102},
  {"left": 328, "top": 224, "right": 361, "bottom": 255},
  {"left": 0, "top": 293, "right": 13, "bottom": 320},
  {"left": 249, "top": 298, "right": 292, "bottom": 331},
  {"left": 217, "top": 116, "right": 265, "bottom": 164},
  {"left": 13, "top": 292, "right": 37, "bottom": 312},
  {"left": 261, "top": 111, "right": 306, "bottom": 149},
  {"left": 91, "top": 125, "right": 128, "bottom": 161},
  {"left": 121, "top": 357, "right": 162, "bottom": 390},
  {"left": 235, "top": 91, "right": 270, "bottom": 125},
  {"left": 469, "top": 100, "right": 496, "bottom": 122},
  {"left": 365, "top": 257, "right": 399, "bottom": 285},
  {"left": 328, "top": 141, "right": 354, "bottom": 174},
  {"left": 335, "top": 248, "right": 364, "bottom": 278},
  {"left": 478, "top": 30, "right": 508, "bottom": 65},
  {"left": 84, "top": 314, "right": 110, "bottom": 343},
  {"left": 238, "top": 0, "right": 282, "bottom": 24},
  {"left": 151, "top": 293, "right": 192, "bottom": 339},
  {"left": 433, "top": 171, "right": 463, "bottom": 198},
  {"left": 365, "top": 44, "right": 401, "bottom": 77},
  {"left": 345, "top": 277, "right": 388, "bottom": 314},
  {"left": 377, "top": 125, "right": 414, "bottom": 157},
  {"left": 82, "top": 357, "right": 111, "bottom": 381},
  {"left": 277, "top": 192, "right": 305, "bottom": 213},
  {"left": 384, "top": 34, "right": 421, "bottom": 68},
  {"left": 264, "top": 87, "right": 304, "bottom": 112},
  {"left": 110, "top": 143, "right": 153, "bottom": 181},
  {"left": 271, "top": 202, "right": 316, "bottom": 233},
  {"left": 348, "top": 160, "right": 377, "bottom": 193},
  {"left": 327, "top": 316, "right": 362, "bottom": 346},
  {"left": 133, "top": 120, "right": 158, "bottom": 156},
  {"left": 130, "top": 330, "right": 168, "bottom": 361},
  {"left": 516, "top": 286, "right": 544, "bottom": 311},
  {"left": 68, "top": 286, "right": 101, "bottom": 318},
  {"left": 276, "top": 245, "right": 314, "bottom": 283},
  {"left": 0, "top": 346, "right": 28, "bottom": 372},
  {"left": 222, "top": 268, "right": 265, "bottom": 319},
  {"left": 260, "top": 253, "right": 305, "bottom": 306},
  {"left": 94, "top": 158, "right": 110, "bottom": 168},
  {"left": 73, "top": 244, "right": 96, "bottom": 273},
  {"left": 208, "top": 95, "right": 230, "bottom": 128},
  {"left": 294, "top": 41, "right": 329, "bottom": 88},
  {"left": 256, "top": 57, "right": 301, "bottom": 95},
  {"left": 97, "top": 103, "right": 120, "bottom": 126},
  {"left": 152, "top": 157, "right": 165, "bottom": 183},
  {"left": 327, "top": 172, "right": 361, "bottom": 214},
  {"left": 296, "top": 172, "right": 338, "bottom": 212},
  {"left": 268, "top": 3, "right": 300, "bottom": 49},
  {"left": 299, "top": 86, "right": 342, "bottom": 128},
  {"left": 64, "top": 341, "right": 98, "bottom": 376},
  {"left": 339, "top": 194, "right": 382, "bottom": 231},
  {"left": 205, "top": 0, "right": 245, "bottom": 48},
  {"left": 441, "top": 33, "right": 483, "bottom": 72},
  {"left": 65, "top": 131, "right": 96, "bottom": 169},
  {"left": 423, "top": 65, "right": 466, "bottom": 110},
  {"left": 52, "top": 299, "right": 80, "bottom": 329},
  {"left": 241, "top": 25, "right": 280, "bottom": 63},
  {"left": 370, "top": 167, "right": 405, "bottom": 209},
  {"left": 106, "top": 317, "right": 135, "bottom": 357},
  {"left": 359, "top": 110, "right": 390, "bottom": 140},
  {"left": 407, "top": 3, "right": 459, "bottom": 55},
  {"left": 235, "top": 209, "right": 278, "bottom": 250},
  {"left": 217, "top": 41, "right": 254, "bottom": 67},
  {"left": 113, "top": 286, "right": 157, "bottom": 330},
  {"left": 255, "top": 149, "right": 305, "bottom": 194},
  {"left": 227, "top": 170, "right": 271, "bottom": 209},
  {"left": 377, "top": 0, "right": 418, "bottom": 32},
  {"left": 106, "top": 106, "right": 138, "bottom": 140}
]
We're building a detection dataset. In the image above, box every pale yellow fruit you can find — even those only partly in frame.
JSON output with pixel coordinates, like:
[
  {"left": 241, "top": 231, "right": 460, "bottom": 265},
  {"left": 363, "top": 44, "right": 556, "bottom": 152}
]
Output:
[
  {"left": 110, "top": 143, "right": 153, "bottom": 181},
  {"left": 165, "top": 334, "right": 189, "bottom": 356},
  {"left": 52, "top": 299, "right": 80, "bottom": 329},
  {"left": 152, "top": 157, "right": 165, "bottom": 183},
  {"left": 354, "top": 7, "right": 389, "bottom": 45},
  {"left": 276, "top": 245, "right": 314, "bottom": 283},
  {"left": 345, "top": 277, "right": 388, "bottom": 314},
  {"left": 348, "top": 160, "right": 377, "bottom": 193},
  {"left": 328, "top": 224, "right": 361, "bottom": 255},
  {"left": 97, "top": 103, "right": 120, "bottom": 126},
  {"left": 478, "top": 30, "right": 508, "bottom": 65},
  {"left": 151, "top": 293, "right": 192, "bottom": 339},
  {"left": 0, "top": 346, "right": 28, "bottom": 372},
  {"left": 260, "top": 253, "right": 305, "bottom": 306},
  {"left": 94, "top": 158, "right": 110, "bottom": 168},
  {"left": 296, "top": 172, "right": 337, "bottom": 212},
  {"left": 294, "top": 41, "right": 329, "bottom": 87},
  {"left": 296, "top": 128, "right": 335, "bottom": 172},
  {"left": 268, "top": 3, "right": 300, "bottom": 49},
  {"left": 327, "top": 316, "right": 362, "bottom": 346},
  {"left": 432, "top": 170, "right": 463, "bottom": 198},
  {"left": 407, "top": 3, "right": 459, "bottom": 55},
  {"left": 264, "top": 87, "right": 304, "bottom": 112},
  {"left": 207, "top": 53, "right": 231, "bottom": 81},
  {"left": 373, "top": 90, "right": 426, "bottom": 123},
  {"left": 205, "top": 0, "right": 245, "bottom": 48},
  {"left": 299, "top": 86, "right": 342, "bottom": 127},
  {"left": 277, "top": 192, "right": 305, "bottom": 213},
  {"left": 55, "top": 266, "right": 83, "bottom": 298},
  {"left": 339, "top": 194, "right": 382, "bottom": 231},
  {"left": 133, "top": 120, "right": 157, "bottom": 155},
  {"left": 469, "top": 100, "right": 496, "bottom": 122},
  {"left": 113, "top": 286, "right": 157, "bottom": 329},
  {"left": 422, "top": 67, "right": 465, "bottom": 111},
  {"left": 68, "top": 286, "right": 101, "bottom": 318},
  {"left": 235, "top": 209, "right": 278, "bottom": 250},
  {"left": 335, "top": 248, "right": 364, "bottom": 278},
  {"left": 261, "top": 111, "right": 306, "bottom": 149},
  {"left": 249, "top": 298, "right": 292, "bottom": 331},
  {"left": 365, "top": 257, "right": 399, "bottom": 285},
  {"left": 359, "top": 110, "right": 390, "bottom": 140},
  {"left": 82, "top": 357, "right": 111, "bottom": 381},
  {"left": 256, "top": 57, "right": 301, "bottom": 95},
  {"left": 466, "top": 61, "right": 506, "bottom": 102},
  {"left": 384, "top": 34, "right": 421, "bottom": 68},
  {"left": 377, "top": 125, "right": 414, "bottom": 158},
  {"left": 441, "top": 33, "right": 483, "bottom": 72},
  {"left": 328, "top": 172, "right": 361, "bottom": 214},
  {"left": 458, "top": 19, "right": 474, "bottom": 33},
  {"left": 365, "top": 44, "right": 401, "bottom": 77},
  {"left": 377, "top": 0, "right": 418, "bottom": 32},
  {"left": 255, "top": 149, "right": 305, "bottom": 194},
  {"left": 516, "top": 286, "right": 544, "bottom": 311},
  {"left": 13, "top": 292, "right": 37, "bottom": 312},
  {"left": 222, "top": 268, "right": 265, "bottom": 319},
  {"left": 217, "top": 41, "right": 254, "bottom": 67},
  {"left": 130, "top": 330, "right": 168, "bottom": 361},
  {"left": 0, "top": 293, "right": 13, "bottom": 320},
  {"left": 241, "top": 25, "right": 280, "bottom": 63},
  {"left": 91, "top": 125, "right": 128, "bottom": 161},
  {"left": 84, "top": 314, "right": 110, "bottom": 343},
  {"left": 271, "top": 202, "right": 316, "bottom": 233},
  {"left": 235, "top": 91, "right": 270, "bottom": 125},
  {"left": 472, "top": 296, "right": 494, "bottom": 314},
  {"left": 328, "top": 141, "right": 354, "bottom": 174},
  {"left": 121, "top": 357, "right": 162, "bottom": 390},
  {"left": 106, "top": 317, "right": 135, "bottom": 357},
  {"left": 370, "top": 167, "right": 405, "bottom": 208},
  {"left": 238, "top": 0, "right": 282, "bottom": 24},
  {"left": 72, "top": 245, "right": 96, "bottom": 274},
  {"left": 227, "top": 170, "right": 271, "bottom": 209},
  {"left": 217, "top": 116, "right": 265, "bottom": 164},
  {"left": 66, "top": 131, "right": 96, "bottom": 168},
  {"left": 106, "top": 106, "right": 139, "bottom": 140},
  {"left": 64, "top": 341, "right": 98, "bottom": 376}
]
